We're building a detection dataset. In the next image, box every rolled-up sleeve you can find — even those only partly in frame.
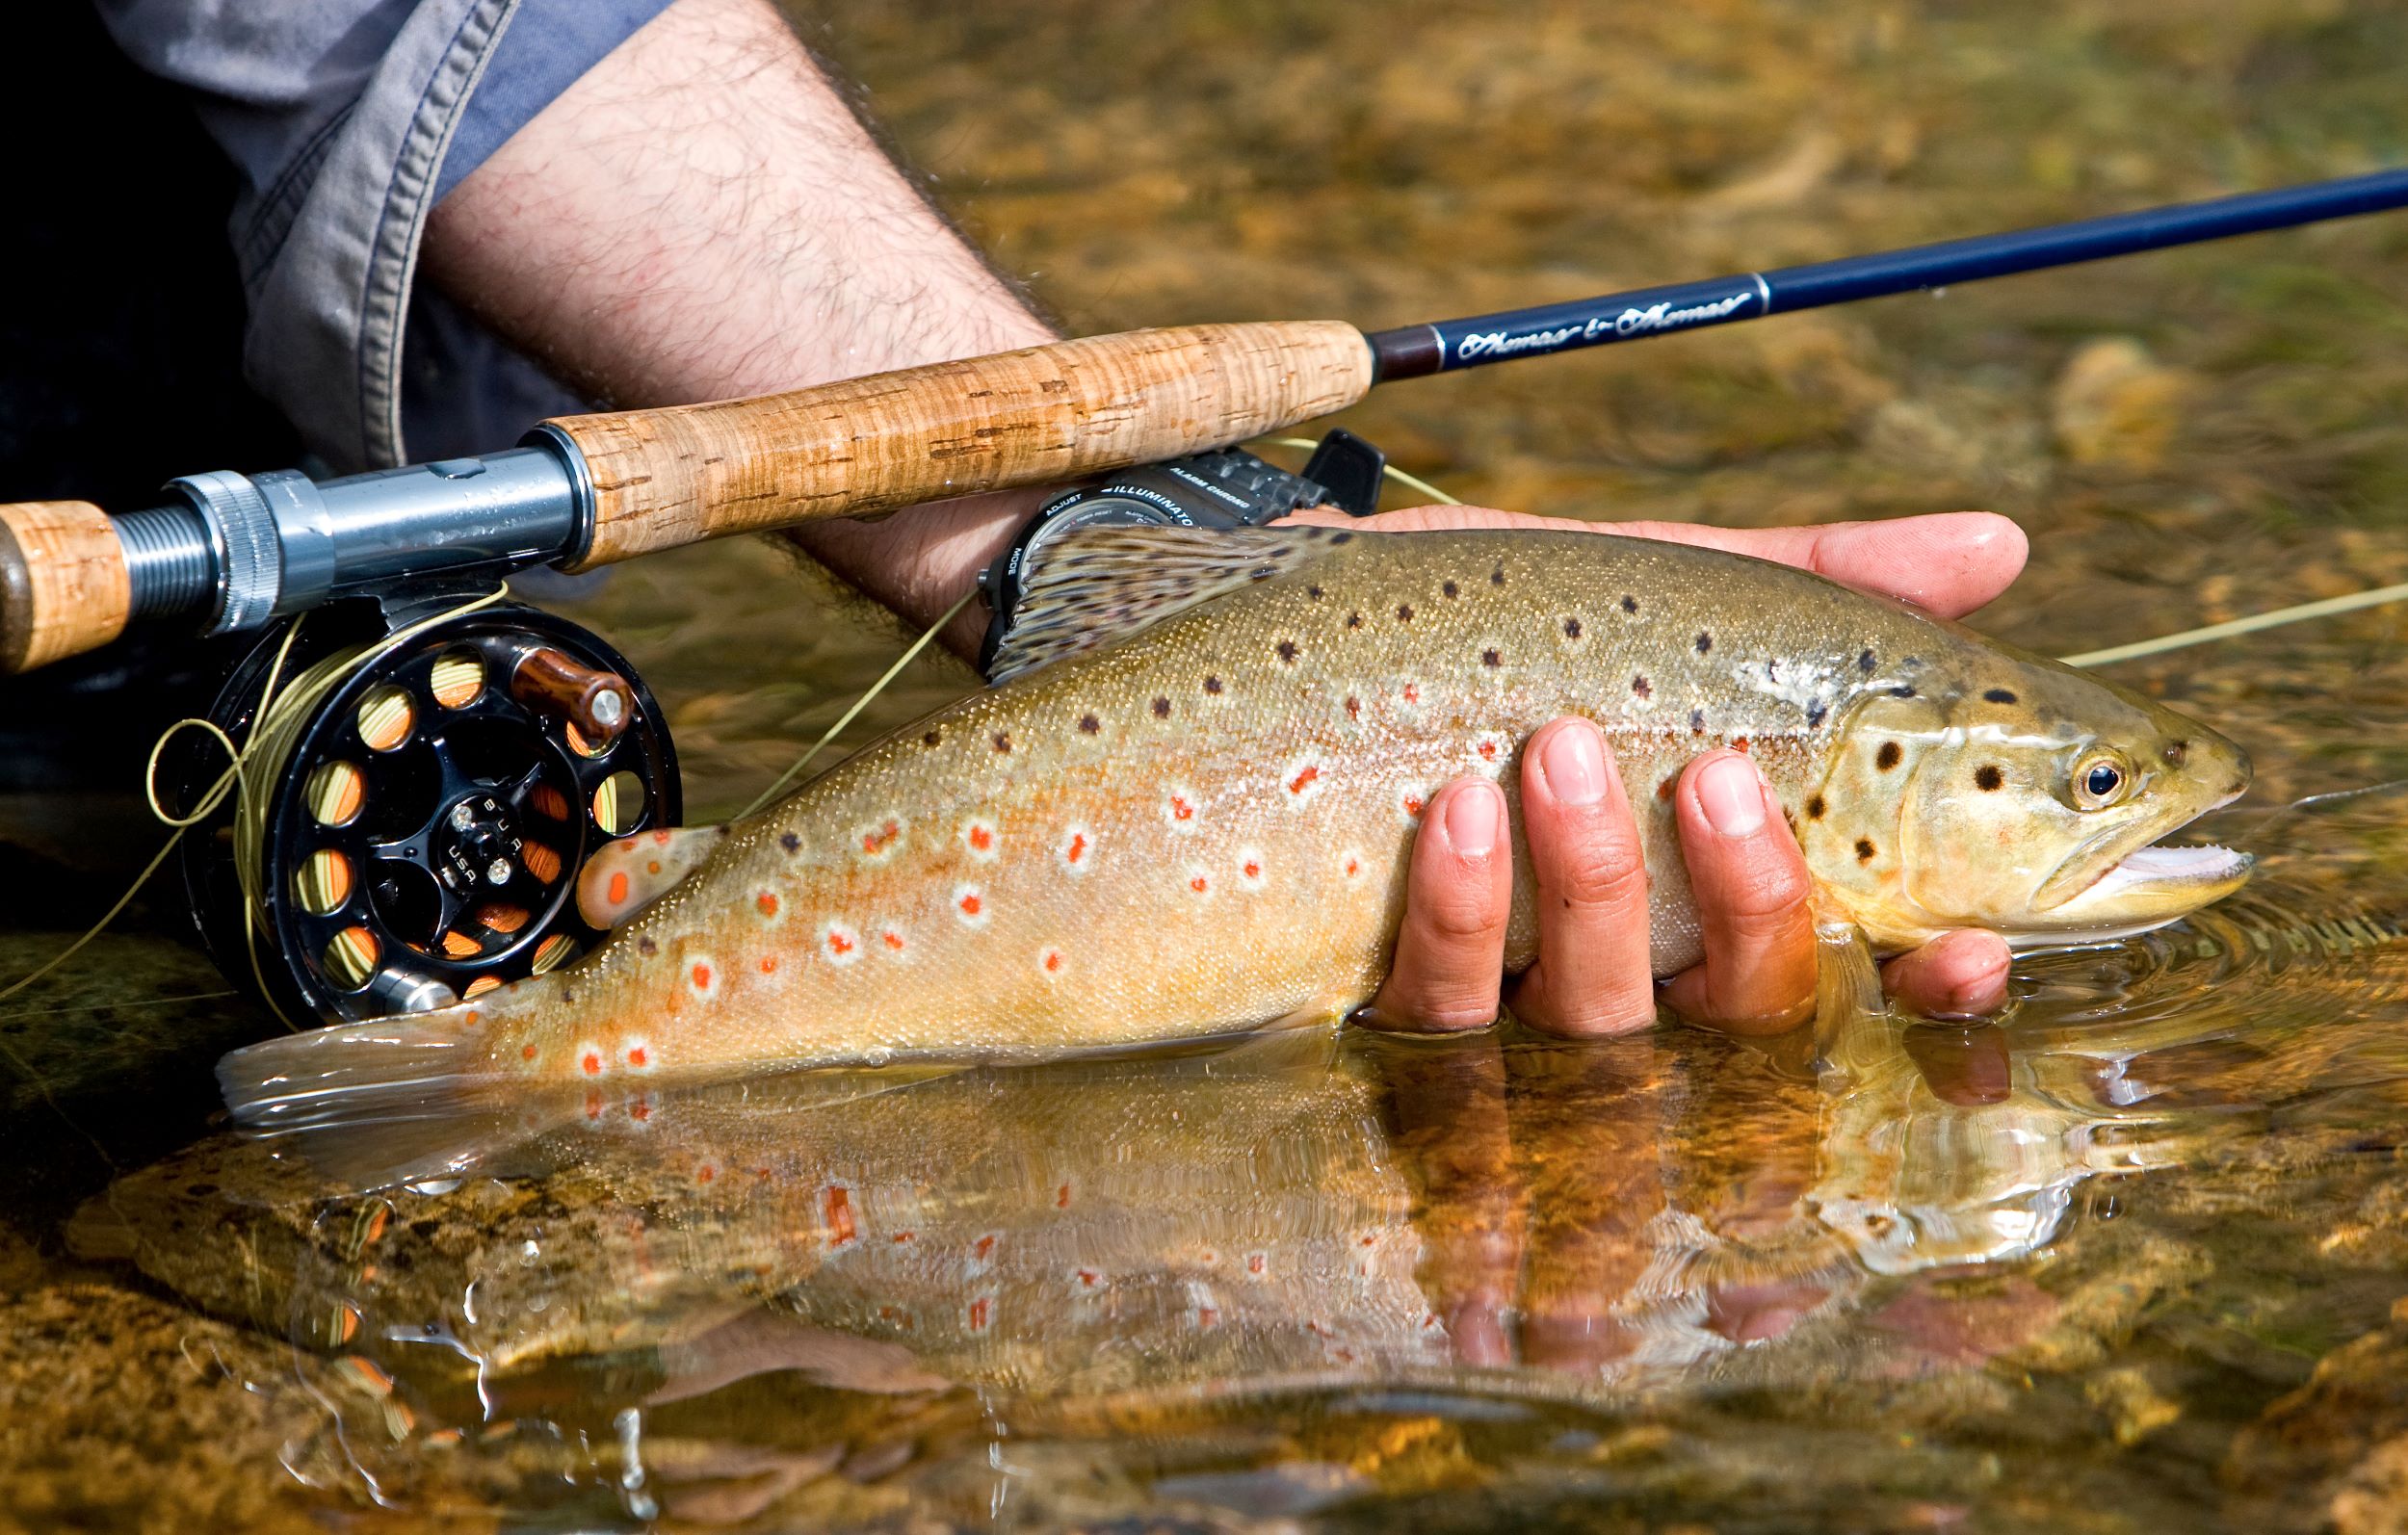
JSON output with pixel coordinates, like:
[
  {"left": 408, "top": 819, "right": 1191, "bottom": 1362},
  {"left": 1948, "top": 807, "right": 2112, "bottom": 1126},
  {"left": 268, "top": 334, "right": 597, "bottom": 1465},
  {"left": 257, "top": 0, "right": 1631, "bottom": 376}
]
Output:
[{"left": 94, "top": 0, "right": 675, "bottom": 470}]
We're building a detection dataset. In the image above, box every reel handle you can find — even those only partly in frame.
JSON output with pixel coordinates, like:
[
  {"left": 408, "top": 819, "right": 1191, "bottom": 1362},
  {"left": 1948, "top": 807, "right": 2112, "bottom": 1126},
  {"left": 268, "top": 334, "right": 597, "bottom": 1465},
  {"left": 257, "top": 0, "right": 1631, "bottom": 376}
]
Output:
[
  {"left": 0, "top": 501, "right": 131, "bottom": 673},
  {"left": 544, "top": 321, "right": 1375, "bottom": 569}
]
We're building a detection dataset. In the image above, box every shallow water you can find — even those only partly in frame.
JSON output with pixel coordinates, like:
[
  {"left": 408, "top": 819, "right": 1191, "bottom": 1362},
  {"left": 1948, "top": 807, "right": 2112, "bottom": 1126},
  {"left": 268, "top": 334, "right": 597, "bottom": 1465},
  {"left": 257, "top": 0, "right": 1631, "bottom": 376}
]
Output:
[{"left": 8, "top": 1, "right": 2408, "bottom": 1529}]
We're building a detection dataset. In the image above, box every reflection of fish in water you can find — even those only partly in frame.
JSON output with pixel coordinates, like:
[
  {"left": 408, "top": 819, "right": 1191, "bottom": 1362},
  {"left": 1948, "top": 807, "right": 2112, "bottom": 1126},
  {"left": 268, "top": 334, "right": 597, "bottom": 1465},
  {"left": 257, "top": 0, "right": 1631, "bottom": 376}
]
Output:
[{"left": 220, "top": 527, "right": 2252, "bottom": 1148}]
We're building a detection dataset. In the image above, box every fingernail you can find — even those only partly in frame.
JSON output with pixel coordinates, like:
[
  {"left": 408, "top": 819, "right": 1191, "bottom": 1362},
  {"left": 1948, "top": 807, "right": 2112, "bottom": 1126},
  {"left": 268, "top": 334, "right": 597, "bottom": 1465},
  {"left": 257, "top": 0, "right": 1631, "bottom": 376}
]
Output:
[
  {"left": 1697, "top": 755, "right": 1766, "bottom": 838},
  {"left": 1540, "top": 721, "right": 1607, "bottom": 805},
  {"left": 1443, "top": 782, "right": 1502, "bottom": 859}
]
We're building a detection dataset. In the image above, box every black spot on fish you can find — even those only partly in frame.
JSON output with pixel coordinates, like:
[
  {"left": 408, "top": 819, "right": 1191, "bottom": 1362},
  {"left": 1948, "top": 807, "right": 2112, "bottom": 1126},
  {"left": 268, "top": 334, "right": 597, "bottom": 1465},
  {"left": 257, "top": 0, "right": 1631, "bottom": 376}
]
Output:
[
  {"left": 1397, "top": 604, "right": 1415, "bottom": 622},
  {"left": 1347, "top": 611, "right": 1364, "bottom": 630},
  {"left": 1152, "top": 696, "right": 1171, "bottom": 718},
  {"left": 1806, "top": 794, "right": 1826, "bottom": 820},
  {"left": 1204, "top": 676, "right": 1224, "bottom": 695},
  {"left": 1632, "top": 674, "right": 1652, "bottom": 699},
  {"left": 1275, "top": 639, "right": 1298, "bottom": 663},
  {"left": 1078, "top": 714, "right": 1100, "bottom": 734},
  {"left": 1875, "top": 741, "right": 1902, "bottom": 771},
  {"left": 1695, "top": 631, "right": 1713, "bottom": 654},
  {"left": 1975, "top": 765, "right": 2004, "bottom": 791},
  {"left": 1890, "top": 685, "right": 1917, "bottom": 699},
  {"left": 1330, "top": 532, "right": 1353, "bottom": 545},
  {"left": 1690, "top": 708, "right": 1707, "bottom": 734},
  {"left": 1563, "top": 617, "right": 1583, "bottom": 639},
  {"left": 1984, "top": 688, "right": 2019, "bottom": 705},
  {"left": 1806, "top": 699, "right": 1828, "bottom": 728},
  {"left": 1491, "top": 565, "right": 1507, "bottom": 585},
  {"left": 1251, "top": 566, "right": 1276, "bottom": 580},
  {"left": 1482, "top": 648, "right": 1502, "bottom": 667},
  {"left": 1621, "top": 595, "right": 1638, "bottom": 614},
  {"left": 638, "top": 935, "right": 658, "bottom": 954},
  {"left": 1307, "top": 585, "right": 1324, "bottom": 599},
  {"left": 778, "top": 833, "right": 800, "bottom": 854},
  {"left": 1856, "top": 838, "right": 1877, "bottom": 863},
  {"left": 2164, "top": 740, "right": 2189, "bottom": 767},
  {"left": 1442, "top": 580, "right": 1460, "bottom": 598},
  {"left": 994, "top": 732, "right": 1012, "bottom": 753},
  {"left": 923, "top": 730, "right": 942, "bottom": 748},
  {"left": 1859, "top": 648, "right": 1876, "bottom": 673}
]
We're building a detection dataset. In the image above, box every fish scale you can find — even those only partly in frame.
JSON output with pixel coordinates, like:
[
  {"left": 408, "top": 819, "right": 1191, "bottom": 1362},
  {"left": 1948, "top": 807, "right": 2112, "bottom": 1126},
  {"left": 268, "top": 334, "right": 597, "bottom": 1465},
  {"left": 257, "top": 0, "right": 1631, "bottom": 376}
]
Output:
[{"left": 220, "top": 526, "right": 2252, "bottom": 1137}]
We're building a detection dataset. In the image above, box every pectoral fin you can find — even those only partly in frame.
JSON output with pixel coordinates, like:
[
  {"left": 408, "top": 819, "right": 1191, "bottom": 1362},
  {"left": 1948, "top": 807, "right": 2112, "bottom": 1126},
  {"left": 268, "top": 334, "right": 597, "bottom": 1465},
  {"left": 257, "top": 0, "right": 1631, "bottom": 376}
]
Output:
[{"left": 1811, "top": 917, "right": 1892, "bottom": 1077}]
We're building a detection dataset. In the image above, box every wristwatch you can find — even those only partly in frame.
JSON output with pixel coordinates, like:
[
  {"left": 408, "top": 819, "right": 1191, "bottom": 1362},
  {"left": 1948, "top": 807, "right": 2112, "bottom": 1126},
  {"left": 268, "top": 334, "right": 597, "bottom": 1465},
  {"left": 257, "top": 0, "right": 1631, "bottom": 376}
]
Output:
[{"left": 976, "top": 429, "right": 1386, "bottom": 677}]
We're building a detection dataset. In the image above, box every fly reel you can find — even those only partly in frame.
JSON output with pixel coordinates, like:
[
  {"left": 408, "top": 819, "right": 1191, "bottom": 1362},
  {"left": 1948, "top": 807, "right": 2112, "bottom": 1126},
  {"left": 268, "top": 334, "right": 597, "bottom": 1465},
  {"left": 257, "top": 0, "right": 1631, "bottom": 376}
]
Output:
[{"left": 169, "top": 594, "right": 679, "bottom": 1024}]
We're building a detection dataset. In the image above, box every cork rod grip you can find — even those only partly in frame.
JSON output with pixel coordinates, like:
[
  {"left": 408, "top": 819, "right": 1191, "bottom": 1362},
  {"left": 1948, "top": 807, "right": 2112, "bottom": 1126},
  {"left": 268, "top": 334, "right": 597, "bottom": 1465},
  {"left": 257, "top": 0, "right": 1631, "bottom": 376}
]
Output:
[
  {"left": 546, "top": 321, "right": 1374, "bottom": 569},
  {"left": 0, "top": 502, "right": 131, "bottom": 674}
]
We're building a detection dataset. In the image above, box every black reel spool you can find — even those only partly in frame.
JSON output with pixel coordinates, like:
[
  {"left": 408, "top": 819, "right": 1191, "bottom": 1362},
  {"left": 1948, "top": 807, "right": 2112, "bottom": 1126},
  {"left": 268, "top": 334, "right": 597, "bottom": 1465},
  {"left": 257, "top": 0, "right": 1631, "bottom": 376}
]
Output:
[{"left": 170, "top": 593, "right": 679, "bottom": 1025}]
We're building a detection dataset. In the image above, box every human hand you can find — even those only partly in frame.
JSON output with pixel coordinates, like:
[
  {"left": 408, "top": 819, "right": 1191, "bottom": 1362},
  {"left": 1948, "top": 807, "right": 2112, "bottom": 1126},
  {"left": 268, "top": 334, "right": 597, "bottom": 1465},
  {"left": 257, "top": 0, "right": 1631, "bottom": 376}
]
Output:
[{"left": 1306, "top": 506, "right": 2026, "bottom": 1034}]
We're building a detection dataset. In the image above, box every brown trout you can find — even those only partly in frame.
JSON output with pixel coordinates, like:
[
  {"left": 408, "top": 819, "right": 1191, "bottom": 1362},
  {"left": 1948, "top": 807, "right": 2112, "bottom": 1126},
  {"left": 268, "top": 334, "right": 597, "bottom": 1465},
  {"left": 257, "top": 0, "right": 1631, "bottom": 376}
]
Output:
[{"left": 220, "top": 526, "right": 2251, "bottom": 1134}]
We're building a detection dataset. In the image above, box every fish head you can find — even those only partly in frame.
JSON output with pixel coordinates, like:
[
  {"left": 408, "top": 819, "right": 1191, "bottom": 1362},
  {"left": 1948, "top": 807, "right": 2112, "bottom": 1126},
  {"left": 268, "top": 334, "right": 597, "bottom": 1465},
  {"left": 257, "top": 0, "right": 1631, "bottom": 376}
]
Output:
[{"left": 1803, "top": 643, "right": 2251, "bottom": 952}]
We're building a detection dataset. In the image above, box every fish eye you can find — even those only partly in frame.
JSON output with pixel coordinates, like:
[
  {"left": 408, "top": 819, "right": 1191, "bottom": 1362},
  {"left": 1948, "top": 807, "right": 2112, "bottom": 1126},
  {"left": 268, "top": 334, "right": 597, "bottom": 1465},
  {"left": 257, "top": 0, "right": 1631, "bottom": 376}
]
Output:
[{"left": 2072, "top": 752, "right": 2131, "bottom": 810}]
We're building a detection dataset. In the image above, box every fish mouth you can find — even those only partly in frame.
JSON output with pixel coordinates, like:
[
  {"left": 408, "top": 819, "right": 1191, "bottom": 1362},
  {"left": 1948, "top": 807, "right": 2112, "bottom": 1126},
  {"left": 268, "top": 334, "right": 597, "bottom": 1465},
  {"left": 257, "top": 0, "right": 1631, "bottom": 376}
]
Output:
[{"left": 2020, "top": 832, "right": 2253, "bottom": 945}]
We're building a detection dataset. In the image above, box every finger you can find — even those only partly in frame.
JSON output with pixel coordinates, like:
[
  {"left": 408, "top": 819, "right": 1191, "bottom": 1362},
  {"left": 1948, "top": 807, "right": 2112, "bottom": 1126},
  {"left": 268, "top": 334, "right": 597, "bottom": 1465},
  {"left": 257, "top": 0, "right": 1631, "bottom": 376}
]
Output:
[
  {"left": 1277, "top": 506, "right": 2027, "bottom": 619},
  {"left": 1879, "top": 929, "right": 2012, "bottom": 1018},
  {"left": 1659, "top": 751, "right": 1818, "bottom": 1033},
  {"left": 1510, "top": 717, "right": 1656, "bottom": 1036},
  {"left": 1361, "top": 777, "right": 1511, "bottom": 1032},
  {"left": 1899, "top": 1021, "right": 2014, "bottom": 1107}
]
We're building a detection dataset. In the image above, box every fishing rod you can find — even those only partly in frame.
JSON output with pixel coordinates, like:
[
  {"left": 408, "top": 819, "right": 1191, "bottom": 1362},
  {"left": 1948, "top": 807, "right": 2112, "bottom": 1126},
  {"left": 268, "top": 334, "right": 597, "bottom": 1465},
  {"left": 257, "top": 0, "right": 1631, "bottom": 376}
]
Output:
[
  {"left": 4, "top": 168, "right": 2406, "bottom": 678},
  {"left": 7, "top": 169, "right": 2405, "bottom": 1030}
]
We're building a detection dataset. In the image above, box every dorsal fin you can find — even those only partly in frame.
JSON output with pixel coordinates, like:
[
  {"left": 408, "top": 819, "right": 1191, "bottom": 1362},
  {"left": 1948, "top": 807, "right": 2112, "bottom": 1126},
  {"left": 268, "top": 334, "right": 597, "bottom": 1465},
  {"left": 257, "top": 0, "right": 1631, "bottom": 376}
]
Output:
[
  {"left": 576, "top": 824, "right": 729, "bottom": 929},
  {"left": 986, "top": 525, "right": 1349, "bottom": 684}
]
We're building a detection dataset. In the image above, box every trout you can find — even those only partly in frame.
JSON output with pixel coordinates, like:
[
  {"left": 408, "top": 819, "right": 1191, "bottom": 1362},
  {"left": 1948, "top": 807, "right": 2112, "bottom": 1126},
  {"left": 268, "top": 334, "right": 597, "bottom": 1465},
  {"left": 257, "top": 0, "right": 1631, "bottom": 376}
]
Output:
[{"left": 221, "top": 527, "right": 2252, "bottom": 1137}]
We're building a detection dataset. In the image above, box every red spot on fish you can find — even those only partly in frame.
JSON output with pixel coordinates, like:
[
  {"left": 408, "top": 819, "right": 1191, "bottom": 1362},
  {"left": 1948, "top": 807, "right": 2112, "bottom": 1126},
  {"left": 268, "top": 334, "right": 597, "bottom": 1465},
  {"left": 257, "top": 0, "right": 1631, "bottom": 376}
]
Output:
[
  {"left": 1065, "top": 832, "right": 1086, "bottom": 864},
  {"left": 462, "top": 1010, "right": 481, "bottom": 1029},
  {"left": 691, "top": 962, "right": 713, "bottom": 990},
  {"left": 974, "top": 1235, "right": 997, "bottom": 1262},
  {"left": 882, "top": 930, "right": 905, "bottom": 951},
  {"left": 627, "top": 1046, "right": 647, "bottom": 1067},
  {"left": 1058, "top": 1182, "right": 1073, "bottom": 1208},
  {"left": 582, "top": 1051, "right": 601, "bottom": 1076},
  {"left": 629, "top": 1096, "right": 651, "bottom": 1122},
  {"left": 755, "top": 891, "right": 778, "bottom": 917},
  {"left": 607, "top": 871, "right": 628, "bottom": 905},
  {"left": 968, "top": 824, "right": 993, "bottom": 851},
  {"left": 1171, "top": 795, "right": 1194, "bottom": 821},
  {"left": 1733, "top": 736, "right": 1751, "bottom": 753},
  {"left": 968, "top": 1296, "right": 992, "bottom": 1331},
  {"left": 827, "top": 929, "right": 853, "bottom": 956},
  {"left": 759, "top": 955, "right": 776, "bottom": 974},
  {"left": 1248, "top": 1252, "right": 1268, "bottom": 1275},
  {"left": 586, "top": 1090, "right": 604, "bottom": 1120},
  {"left": 695, "top": 1164, "right": 717, "bottom": 1184},
  {"left": 654, "top": 830, "right": 672, "bottom": 846},
  {"left": 1243, "top": 857, "right": 1262, "bottom": 879},
  {"left": 860, "top": 820, "right": 901, "bottom": 854},
  {"left": 1197, "top": 1305, "right": 1220, "bottom": 1328},
  {"left": 1403, "top": 684, "right": 1422, "bottom": 705},
  {"left": 1190, "top": 873, "right": 1210, "bottom": 894},
  {"left": 1403, "top": 794, "right": 1425, "bottom": 820},
  {"left": 1478, "top": 740, "right": 1498, "bottom": 762},
  {"left": 824, "top": 1185, "right": 856, "bottom": 1248},
  {"left": 1077, "top": 1268, "right": 1102, "bottom": 1288},
  {"left": 892, "top": 1230, "right": 915, "bottom": 1244},
  {"left": 522, "top": 1044, "right": 538, "bottom": 1060},
  {"left": 1345, "top": 856, "right": 1361, "bottom": 877},
  {"left": 1043, "top": 949, "right": 1063, "bottom": 973},
  {"left": 1345, "top": 696, "right": 1361, "bottom": 720},
  {"left": 1288, "top": 765, "right": 1320, "bottom": 794},
  {"left": 646, "top": 860, "right": 662, "bottom": 875},
  {"left": 958, "top": 892, "right": 982, "bottom": 917}
]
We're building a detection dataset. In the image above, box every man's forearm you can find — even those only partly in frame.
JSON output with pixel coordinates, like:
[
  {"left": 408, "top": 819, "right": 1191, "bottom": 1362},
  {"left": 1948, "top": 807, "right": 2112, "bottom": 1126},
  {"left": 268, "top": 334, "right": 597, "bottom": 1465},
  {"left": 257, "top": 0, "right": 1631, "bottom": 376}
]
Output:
[{"left": 423, "top": 0, "right": 1056, "bottom": 646}]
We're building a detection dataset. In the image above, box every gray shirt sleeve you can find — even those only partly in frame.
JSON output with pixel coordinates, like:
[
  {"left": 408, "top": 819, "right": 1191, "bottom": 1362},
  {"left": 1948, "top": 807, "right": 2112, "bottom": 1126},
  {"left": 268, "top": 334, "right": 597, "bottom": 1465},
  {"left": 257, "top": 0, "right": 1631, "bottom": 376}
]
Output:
[{"left": 94, "top": 0, "right": 675, "bottom": 471}]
